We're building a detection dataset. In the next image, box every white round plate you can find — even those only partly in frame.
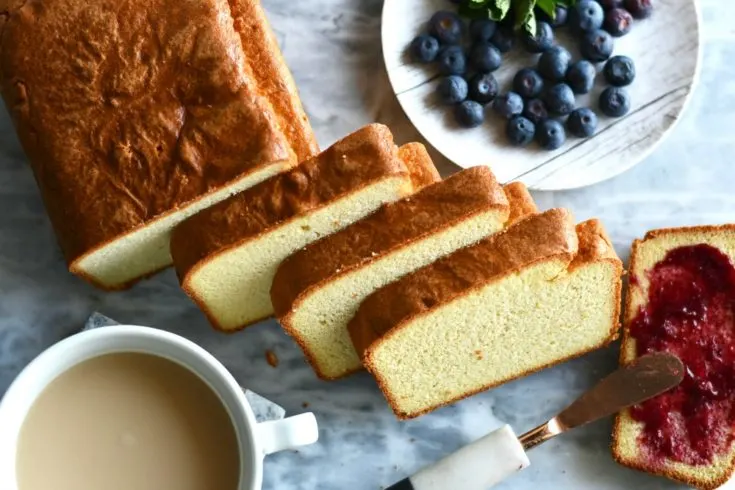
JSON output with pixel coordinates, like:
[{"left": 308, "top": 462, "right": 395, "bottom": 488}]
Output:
[{"left": 382, "top": 0, "right": 701, "bottom": 190}]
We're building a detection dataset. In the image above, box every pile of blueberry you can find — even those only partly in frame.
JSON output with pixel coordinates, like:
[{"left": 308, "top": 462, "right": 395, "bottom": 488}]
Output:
[{"left": 409, "top": 0, "right": 652, "bottom": 150}]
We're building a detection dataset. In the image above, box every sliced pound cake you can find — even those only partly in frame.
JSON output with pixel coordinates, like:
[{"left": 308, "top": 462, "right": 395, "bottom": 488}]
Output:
[
  {"left": 349, "top": 209, "right": 623, "bottom": 419},
  {"left": 612, "top": 225, "right": 735, "bottom": 490},
  {"left": 1, "top": 0, "right": 317, "bottom": 289},
  {"left": 171, "top": 124, "right": 439, "bottom": 332},
  {"left": 271, "top": 169, "right": 530, "bottom": 380}
]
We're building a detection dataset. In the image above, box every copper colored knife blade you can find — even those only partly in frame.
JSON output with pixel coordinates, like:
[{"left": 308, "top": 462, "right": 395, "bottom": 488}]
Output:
[{"left": 520, "top": 352, "right": 685, "bottom": 450}]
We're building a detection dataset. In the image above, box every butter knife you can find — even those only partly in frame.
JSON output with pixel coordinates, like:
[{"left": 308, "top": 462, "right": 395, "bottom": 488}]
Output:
[{"left": 387, "top": 352, "right": 684, "bottom": 490}]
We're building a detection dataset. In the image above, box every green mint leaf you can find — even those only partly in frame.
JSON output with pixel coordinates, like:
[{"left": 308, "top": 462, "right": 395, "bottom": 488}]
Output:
[
  {"left": 495, "top": 0, "right": 512, "bottom": 18},
  {"left": 524, "top": 8, "right": 538, "bottom": 35},
  {"left": 486, "top": 4, "right": 503, "bottom": 20},
  {"left": 536, "top": 0, "right": 557, "bottom": 18},
  {"left": 514, "top": 0, "right": 537, "bottom": 36}
]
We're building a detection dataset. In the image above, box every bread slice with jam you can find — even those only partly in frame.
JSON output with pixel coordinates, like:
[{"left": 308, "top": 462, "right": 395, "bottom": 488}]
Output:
[{"left": 612, "top": 225, "right": 735, "bottom": 490}]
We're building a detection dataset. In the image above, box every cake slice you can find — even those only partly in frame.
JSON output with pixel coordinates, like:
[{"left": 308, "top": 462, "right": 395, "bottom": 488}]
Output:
[
  {"left": 271, "top": 171, "right": 534, "bottom": 380},
  {"left": 0, "top": 0, "right": 318, "bottom": 289},
  {"left": 612, "top": 226, "right": 735, "bottom": 490},
  {"left": 503, "top": 182, "right": 540, "bottom": 225},
  {"left": 349, "top": 209, "right": 623, "bottom": 419},
  {"left": 170, "top": 124, "right": 439, "bottom": 332}
]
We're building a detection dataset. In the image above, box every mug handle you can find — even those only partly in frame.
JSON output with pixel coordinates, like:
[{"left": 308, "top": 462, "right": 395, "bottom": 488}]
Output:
[{"left": 256, "top": 412, "right": 319, "bottom": 456}]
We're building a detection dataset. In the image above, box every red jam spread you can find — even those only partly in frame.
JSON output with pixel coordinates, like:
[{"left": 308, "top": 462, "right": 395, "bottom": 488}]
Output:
[{"left": 629, "top": 244, "right": 735, "bottom": 465}]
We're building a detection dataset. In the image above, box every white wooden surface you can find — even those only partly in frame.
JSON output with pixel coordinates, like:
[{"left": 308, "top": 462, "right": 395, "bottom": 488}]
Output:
[{"left": 382, "top": 0, "right": 701, "bottom": 190}]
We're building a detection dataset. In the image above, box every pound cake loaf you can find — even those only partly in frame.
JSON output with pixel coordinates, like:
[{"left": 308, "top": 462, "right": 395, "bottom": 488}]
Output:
[
  {"left": 271, "top": 172, "right": 535, "bottom": 380},
  {"left": 171, "top": 124, "right": 439, "bottom": 332},
  {"left": 612, "top": 226, "right": 735, "bottom": 490},
  {"left": 0, "top": 0, "right": 318, "bottom": 289},
  {"left": 349, "top": 209, "right": 623, "bottom": 419}
]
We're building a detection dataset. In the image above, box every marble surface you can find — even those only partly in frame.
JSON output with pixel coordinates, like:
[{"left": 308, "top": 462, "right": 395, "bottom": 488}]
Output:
[{"left": 0, "top": 1, "right": 734, "bottom": 489}]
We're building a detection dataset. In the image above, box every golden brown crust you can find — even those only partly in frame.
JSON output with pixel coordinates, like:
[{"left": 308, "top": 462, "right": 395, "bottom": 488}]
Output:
[
  {"left": 572, "top": 219, "right": 620, "bottom": 269},
  {"left": 271, "top": 166, "right": 508, "bottom": 321},
  {"left": 611, "top": 225, "right": 735, "bottom": 490},
  {"left": 229, "top": 0, "right": 319, "bottom": 162},
  {"left": 0, "top": 0, "right": 316, "bottom": 285},
  {"left": 397, "top": 143, "right": 441, "bottom": 189},
  {"left": 347, "top": 208, "right": 578, "bottom": 357},
  {"left": 170, "top": 124, "right": 404, "bottom": 283},
  {"left": 503, "top": 182, "right": 538, "bottom": 225},
  {"left": 641, "top": 223, "right": 735, "bottom": 241}
]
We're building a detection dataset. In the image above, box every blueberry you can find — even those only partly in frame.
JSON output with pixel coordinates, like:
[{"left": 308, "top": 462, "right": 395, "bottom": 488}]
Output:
[
  {"left": 523, "top": 21, "right": 555, "bottom": 53},
  {"left": 455, "top": 100, "right": 485, "bottom": 128},
  {"left": 604, "top": 55, "right": 636, "bottom": 86},
  {"left": 492, "top": 92, "right": 524, "bottom": 119},
  {"left": 429, "top": 11, "right": 465, "bottom": 45},
  {"left": 538, "top": 46, "right": 572, "bottom": 81},
  {"left": 567, "top": 108, "right": 599, "bottom": 137},
  {"left": 566, "top": 60, "right": 597, "bottom": 94},
  {"left": 570, "top": 0, "right": 605, "bottom": 32},
  {"left": 469, "top": 43, "right": 502, "bottom": 73},
  {"left": 599, "top": 87, "right": 631, "bottom": 117},
  {"left": 468, "top": 73, "right": 499, "bottom": 104},
  {"left": 624, "top": 0, "right": 653, "bottom": 19},
  {"left": 599, "top": 0, "right": 624, "bottom": 9},
  {"left": 537, "top": 6, "right": 568, "bottom": 27},
  {"left": 604, "top": 8, "right": 633, "bottom": 36},
  {"left": 470, "top": 19, "right": 497, "bottom": 43},
  {"left": 522, "top": 98, "right": 549, "bottom": 124},
  {"left": 437, "top": 46, "right": 466, "bottom": 75},
  {"left": 506, "top": 116, "right": 536, "bottom": 146},
  {"left": 580, "top": 29, "right": 614, "bottom": 62},
  {"left": 490, "top": 26, "right": 515, "bottom": 53},
  {"left": 513, "top": 68, "right": 544, "bottom": 98},
  {"left": 536, "top": 119, "right": 566, "bottom": 150},
  {"left": 436, "top": 76, "right": 468, "bottom": 104},
  {"left": 410, "top": 35, "right": 441, "bottom": 63},
  {"left": 544, "top": 83, "right": 576, "bottom": 115}
]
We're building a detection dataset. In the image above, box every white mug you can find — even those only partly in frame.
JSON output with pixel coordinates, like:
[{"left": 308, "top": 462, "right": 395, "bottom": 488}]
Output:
[{"left": 0, "top": 325, "right": 319, "bottom": 490}]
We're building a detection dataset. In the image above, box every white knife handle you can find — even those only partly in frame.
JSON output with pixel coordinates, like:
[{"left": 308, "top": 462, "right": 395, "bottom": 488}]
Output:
[{"left": 387, "top": 425, "right": 530, "bottom": 490}]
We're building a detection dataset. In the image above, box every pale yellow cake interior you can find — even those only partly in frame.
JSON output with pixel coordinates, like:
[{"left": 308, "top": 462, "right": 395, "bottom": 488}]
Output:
[
  {"left": 289, "top": 210, "right": 508, "bottom": 379},
  {"left": 73, "top": 161, "right": 290, "bottom": 289},
  {"left": 614, "top": 229, "right": 735, "bottom": 488},
  {"left": 369, "top": 258, "right": 620, "bottom": 418},
  {"left": 188, "top": 175, "right": 413, "bottom": 331}
]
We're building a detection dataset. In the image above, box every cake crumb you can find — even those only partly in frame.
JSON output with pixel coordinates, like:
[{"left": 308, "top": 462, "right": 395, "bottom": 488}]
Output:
[
  {"left": 474, "top": 349, "right": 484, "bottom": 360},
  {"left": 265, "top": 350, "right": 279, "bottom": 368}
]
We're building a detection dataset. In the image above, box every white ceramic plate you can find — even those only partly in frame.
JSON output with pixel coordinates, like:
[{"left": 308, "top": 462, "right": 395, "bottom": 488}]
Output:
[{"left": 382, "top": 0, "right": 701, "bottom": 190}]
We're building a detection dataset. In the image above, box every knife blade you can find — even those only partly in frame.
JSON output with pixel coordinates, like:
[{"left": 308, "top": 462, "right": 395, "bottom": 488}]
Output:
[{"left": 520, "top": 351, "right": 685, "bottom": 450}]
